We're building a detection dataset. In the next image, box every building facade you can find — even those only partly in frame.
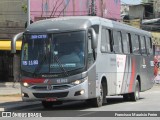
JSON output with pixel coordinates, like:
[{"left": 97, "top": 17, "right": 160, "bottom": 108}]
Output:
[
  {"left": 30, "top": 0, "right": 121, "bottom": 21},
  {"left": 154, "top": 0, "right": 160, "bottom": 18},
  {"left": 0, "top": 0, "right": 27, "bottom": 82}
]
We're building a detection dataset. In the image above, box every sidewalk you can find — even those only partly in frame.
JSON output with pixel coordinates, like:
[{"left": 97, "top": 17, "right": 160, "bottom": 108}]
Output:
[
  {"left": 0, "top": 82, "right": 40, "bottom": 111},
  {"left": 0, "top": 82, "right": 21, "bottom": 96}
]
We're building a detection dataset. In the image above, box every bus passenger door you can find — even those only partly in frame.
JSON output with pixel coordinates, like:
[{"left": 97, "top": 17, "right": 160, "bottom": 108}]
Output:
[{"left": 116, "top": 55, "right": 127, "bottom": 94}]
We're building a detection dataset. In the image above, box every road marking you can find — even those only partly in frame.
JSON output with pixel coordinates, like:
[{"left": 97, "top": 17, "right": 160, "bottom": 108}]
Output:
[
  {"left": 129, "top": 101, "right": 143, "bottom": 105},
  {"left": 77, "top": 111, "right": 97, "bottom": 117}
]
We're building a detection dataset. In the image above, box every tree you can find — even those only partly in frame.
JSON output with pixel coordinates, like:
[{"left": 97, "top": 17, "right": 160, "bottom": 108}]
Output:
[{"left": 22, "top": 4, "right": 27, "bottom": 13}]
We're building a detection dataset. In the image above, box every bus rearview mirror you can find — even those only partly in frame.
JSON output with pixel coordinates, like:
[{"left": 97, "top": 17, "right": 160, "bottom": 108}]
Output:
[
  {"left": 88, "top": 28, "right": 97, "bottom": 49},
  {"left": 11, "top": 32, "right": 24, "bottom": 53}
]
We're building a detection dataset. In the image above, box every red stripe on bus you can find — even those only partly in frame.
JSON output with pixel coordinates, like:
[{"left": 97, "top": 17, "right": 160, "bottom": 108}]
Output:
[
  {"left": 22, "top": 78, "right": 45, "bottom": 84},
  {"left": 129, "top": 59, "right": 135, "bottom": 92}
]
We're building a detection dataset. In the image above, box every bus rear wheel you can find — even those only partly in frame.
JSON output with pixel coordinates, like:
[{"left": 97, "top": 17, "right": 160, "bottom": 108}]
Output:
[
  {"left": 130, "top": 80, "right": 140, "bottom": 101},
  {"left": 123, "top": 80, "right": 140, "bottom": 101}
]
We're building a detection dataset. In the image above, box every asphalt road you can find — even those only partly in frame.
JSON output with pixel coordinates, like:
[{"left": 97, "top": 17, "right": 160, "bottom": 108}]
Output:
[{"left": 5, "top": 84, "right": 160, "bottom": 117}]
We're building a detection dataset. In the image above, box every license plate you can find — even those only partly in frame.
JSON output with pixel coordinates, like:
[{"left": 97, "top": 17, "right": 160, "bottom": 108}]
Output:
[{"left": 45, "top": 98, "right": 57, "bottom": 102}]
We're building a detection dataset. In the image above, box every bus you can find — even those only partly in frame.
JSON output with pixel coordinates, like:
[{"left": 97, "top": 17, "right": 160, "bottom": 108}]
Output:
[{"left": 12, "top": 16, "right": 154, "bottom": 108}]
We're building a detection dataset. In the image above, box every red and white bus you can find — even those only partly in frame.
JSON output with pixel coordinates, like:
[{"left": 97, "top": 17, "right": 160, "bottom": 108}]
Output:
[{"left": 12, "top": 16, "right": 154, "bottom": 108}]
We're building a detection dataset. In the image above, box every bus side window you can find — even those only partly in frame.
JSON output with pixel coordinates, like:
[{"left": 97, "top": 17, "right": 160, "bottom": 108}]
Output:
[
  {"left": 128, "top": 33, "right": 132, "bottom": 53},
  {"left": 131, "top": 34, "right": 140, "bottom": 55},
  {"left": 146, "top": 37, "right": 153, "bottom": 55},
  {"left": 101, "top": 28, "right": 112, "bottom": 53},
  {"left": 113, "top": 31, "right": 123, "bottom": 54},
  {"left": 140, "top": 36, "right": 147, "bottom": 55},
  {"left": 122, "top": 32, "right": 130, "bottom": 54}
]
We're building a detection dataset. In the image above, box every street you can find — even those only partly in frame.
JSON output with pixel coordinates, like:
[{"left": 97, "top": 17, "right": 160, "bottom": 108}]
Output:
[{"left": 4, "top": 84, "right": 160, "bottom": 117}]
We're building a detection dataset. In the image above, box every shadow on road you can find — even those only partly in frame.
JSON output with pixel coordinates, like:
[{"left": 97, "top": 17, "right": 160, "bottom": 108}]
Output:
[{"left": 26, "top": 96, "right": 145, "bottom": 111}]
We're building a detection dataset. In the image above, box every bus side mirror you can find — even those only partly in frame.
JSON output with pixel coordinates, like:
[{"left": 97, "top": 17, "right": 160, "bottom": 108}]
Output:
[
  {"left": 88, "top": 28, "right": 97, "bottom": 49},
  {"left": 11, "top": 32, "right": 24, "bottom": 53}
]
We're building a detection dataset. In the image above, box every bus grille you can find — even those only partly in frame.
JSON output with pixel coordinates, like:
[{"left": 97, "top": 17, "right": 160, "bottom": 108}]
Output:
[
  {"left": 32, "top": 86, "right": 47, "bottom": 90},
  {"left": 32, "top": 85, "right": 71, "bottom": 91},
  {"left": 33, "top": 92, "right": 69, "bottom": 98}
]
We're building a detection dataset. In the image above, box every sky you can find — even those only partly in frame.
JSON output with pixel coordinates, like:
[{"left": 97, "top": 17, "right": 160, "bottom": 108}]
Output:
[{"left": 121, "top": 0, "right": 141, "bottom": 4}]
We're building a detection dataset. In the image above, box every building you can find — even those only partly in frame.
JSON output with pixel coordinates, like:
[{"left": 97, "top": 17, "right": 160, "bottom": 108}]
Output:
[
  {"left": 0, "top": 0, "right": 27, "bottom": 82},
  {"left": 153, "top": 0, "right": 160, "bottom": 18},
  {"left": 30, "top": 0, "right": 121, "bottom": 21},
  {"left": 121, "top": 3, "right": 154, "bottom": 20}
]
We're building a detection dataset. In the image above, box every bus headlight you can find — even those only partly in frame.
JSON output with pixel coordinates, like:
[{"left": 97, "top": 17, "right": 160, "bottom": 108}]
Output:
[
  {"left": 23, "top": 82, "right": 29, "bottom": 87},
  {"left": 71, "top": 77, "right": 88, "bottom": 85},
  {"left": 74, "top": 80, "right": 81, "bottom": 85}
]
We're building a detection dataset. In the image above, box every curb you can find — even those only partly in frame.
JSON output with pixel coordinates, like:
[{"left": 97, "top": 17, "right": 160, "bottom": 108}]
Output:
[
  {"left": 0, "top": 82, "right": 20, "bottom": 88},
  {"left": 0, "top": 94, "right": 21, "bottom": 97}
]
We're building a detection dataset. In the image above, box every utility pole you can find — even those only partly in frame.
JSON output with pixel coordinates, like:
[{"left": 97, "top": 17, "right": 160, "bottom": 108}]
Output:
[
  {"left": 90, "top": 0, "right": 96, "bottom": 16},
  {"left": 73, "top": 0, "right": 75, "bottom": 16},
  {"left": 27, "top": 0, "right": 30, "bottom": 27}
]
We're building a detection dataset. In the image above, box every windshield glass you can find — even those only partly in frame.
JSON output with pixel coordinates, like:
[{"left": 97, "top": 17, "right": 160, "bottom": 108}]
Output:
[{"left": 21, "top": 31, "right": 85, "bottom": 75}]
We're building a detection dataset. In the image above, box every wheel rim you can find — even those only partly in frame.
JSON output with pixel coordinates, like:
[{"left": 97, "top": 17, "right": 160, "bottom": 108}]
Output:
[
  {"left": 98, "top": 84, "right": 103, "bottom": 104},
  {"left": 135, "top": 83, "right": 140, "bottom": 100}
]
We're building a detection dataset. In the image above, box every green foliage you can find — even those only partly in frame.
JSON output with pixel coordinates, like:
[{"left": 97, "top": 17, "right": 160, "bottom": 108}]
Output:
[
  {"left": 22, "top": 4, "right": 27, "bottom": 13},
  {"left": 141, "top": 0, "right": 153, "bottom": 4}
]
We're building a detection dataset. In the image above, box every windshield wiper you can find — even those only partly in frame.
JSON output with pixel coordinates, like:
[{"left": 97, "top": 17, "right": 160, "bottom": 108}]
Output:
[
  {"left": 32, "top": 54, "right": 47, "bottom": 77},
  {"left": 53, "top": 54, "right": 69, "bottom": 77}
]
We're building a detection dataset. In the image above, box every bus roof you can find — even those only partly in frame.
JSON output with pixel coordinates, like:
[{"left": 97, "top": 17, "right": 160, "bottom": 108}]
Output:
[
  {"left": 26, "top": 16, "right": 100, "bottom": 33},
  {"left": 26, "top": 16, "right": 151, "bottom": 36}
]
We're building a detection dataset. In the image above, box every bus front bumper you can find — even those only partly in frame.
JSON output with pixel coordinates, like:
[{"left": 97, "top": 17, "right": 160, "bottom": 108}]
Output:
[{"left": 21, "top": 79, "right": 89, "bottom": 102}]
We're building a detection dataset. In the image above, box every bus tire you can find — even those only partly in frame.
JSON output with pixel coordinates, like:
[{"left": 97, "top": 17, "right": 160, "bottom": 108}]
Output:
[
  {"left": 41, "top": 101, "right": 53, "bottom": 109},
  {"left": 130, "top": 80, "right": 140, "bottom": 101},
  {"left": 123, "top": 94, "right": 130, "bottom": 101},
  {"left": 89, "top": 83, "right": 104, "bottom": 107}
]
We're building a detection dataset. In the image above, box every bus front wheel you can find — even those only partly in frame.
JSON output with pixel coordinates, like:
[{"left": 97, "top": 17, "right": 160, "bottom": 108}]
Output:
[{"left": 89, "top": 83, "right": 105, "bottom": 107}]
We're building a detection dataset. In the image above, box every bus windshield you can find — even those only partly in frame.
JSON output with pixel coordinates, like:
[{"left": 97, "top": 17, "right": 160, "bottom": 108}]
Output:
[{"left": 21, "top": 31, "right": 85, "bottom": 75}]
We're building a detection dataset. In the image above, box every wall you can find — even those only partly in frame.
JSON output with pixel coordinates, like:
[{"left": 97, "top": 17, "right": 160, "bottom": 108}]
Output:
[
  {"left": 154, "top": 0, "right": 160, "bottom": 17},
  {"left": 129, "top": 5, "right": 144, "bottom": 19},
  {"left": 0, "top": 0, "right": 26, "bottom": 82},
  {"left": 0, "top": 0, "right": 27, "bottom": 39},
  {"left": 30, "top": 0, "right": 121, "bottom": 21},
  {"left": 121, "top": 4, "right": 129, "bottom": 15},
  {"left": 0, "top": 0, "right": 27, "bottom": 22}
]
